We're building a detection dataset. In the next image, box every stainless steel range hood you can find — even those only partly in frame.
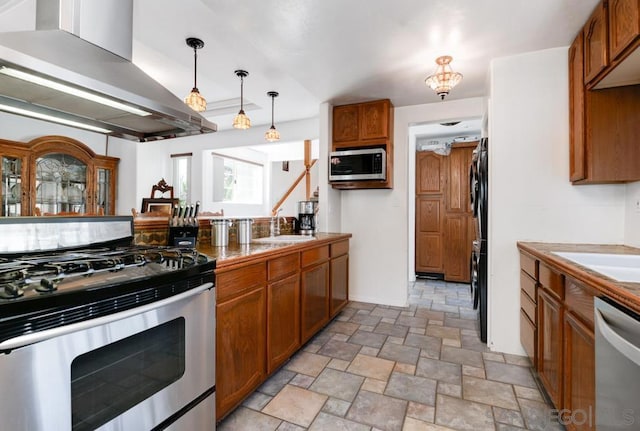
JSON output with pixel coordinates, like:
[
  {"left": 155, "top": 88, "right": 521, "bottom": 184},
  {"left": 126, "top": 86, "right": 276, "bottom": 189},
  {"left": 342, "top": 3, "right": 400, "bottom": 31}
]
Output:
[{"left": 0, "top": 0, "right": 216, "bottom": 141}]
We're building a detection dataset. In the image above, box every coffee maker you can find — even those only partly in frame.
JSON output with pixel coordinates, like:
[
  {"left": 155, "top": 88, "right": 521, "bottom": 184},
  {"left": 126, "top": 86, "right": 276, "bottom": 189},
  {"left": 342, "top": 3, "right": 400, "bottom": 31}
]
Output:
[{"left": 296, "top": 201, "right": 316, "bottom": 235}]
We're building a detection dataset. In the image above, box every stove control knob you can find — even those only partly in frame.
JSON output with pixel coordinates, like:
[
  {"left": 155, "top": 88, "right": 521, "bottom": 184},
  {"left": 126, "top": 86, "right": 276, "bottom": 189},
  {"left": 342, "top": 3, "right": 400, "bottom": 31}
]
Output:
[
  {"left": 2, "top": 282, "right": 24, "bottom": 298},
  {"left": 37, "top": 278, "right": 58, "bottom": 293}
]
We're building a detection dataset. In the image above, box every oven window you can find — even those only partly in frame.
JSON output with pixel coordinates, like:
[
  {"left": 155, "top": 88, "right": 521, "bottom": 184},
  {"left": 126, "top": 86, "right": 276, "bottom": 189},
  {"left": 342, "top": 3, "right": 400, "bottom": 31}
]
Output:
[{"left": 71, "top": 318, "right": 186, "bottom": 431}]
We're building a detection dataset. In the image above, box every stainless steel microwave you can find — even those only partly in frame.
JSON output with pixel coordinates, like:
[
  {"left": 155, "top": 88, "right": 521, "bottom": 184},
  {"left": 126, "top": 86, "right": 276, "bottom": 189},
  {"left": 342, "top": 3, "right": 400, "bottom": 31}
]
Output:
[{"left": 329, "top": 148, "right": 386, "bottom": 181}]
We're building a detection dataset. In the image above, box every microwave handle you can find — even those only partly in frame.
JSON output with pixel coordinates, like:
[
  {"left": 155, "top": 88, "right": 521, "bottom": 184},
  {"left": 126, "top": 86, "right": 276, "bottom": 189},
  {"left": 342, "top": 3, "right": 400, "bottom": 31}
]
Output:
[{"left": 0, "top": 282, "right": 213, "bottom": 352}]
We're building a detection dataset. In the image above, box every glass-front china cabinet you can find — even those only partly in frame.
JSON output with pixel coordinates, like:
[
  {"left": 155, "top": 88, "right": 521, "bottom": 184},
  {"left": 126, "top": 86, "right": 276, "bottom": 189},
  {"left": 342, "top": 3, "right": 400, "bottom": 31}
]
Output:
[{"left": 0, "top": 135, "right": 118, "bottom": 216}]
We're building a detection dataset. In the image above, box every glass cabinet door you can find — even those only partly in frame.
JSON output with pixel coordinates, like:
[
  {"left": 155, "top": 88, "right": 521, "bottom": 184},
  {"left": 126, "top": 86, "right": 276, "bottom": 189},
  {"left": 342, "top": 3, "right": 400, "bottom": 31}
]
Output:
[
  {"left": 1, "top": 155, "right": 26, "bottom": 217},
  {"left": 95, "top": 167, "right": 112, "bottom": 215},
  {"left": 35, "top": 154, "right": 87, "bottom": 215}
]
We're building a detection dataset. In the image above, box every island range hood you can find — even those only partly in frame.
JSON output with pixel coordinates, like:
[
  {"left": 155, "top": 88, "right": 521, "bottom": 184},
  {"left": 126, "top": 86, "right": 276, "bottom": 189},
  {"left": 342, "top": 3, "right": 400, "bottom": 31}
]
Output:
[{"left": 0, "top": 0, "right": 217, "bottom": 141}]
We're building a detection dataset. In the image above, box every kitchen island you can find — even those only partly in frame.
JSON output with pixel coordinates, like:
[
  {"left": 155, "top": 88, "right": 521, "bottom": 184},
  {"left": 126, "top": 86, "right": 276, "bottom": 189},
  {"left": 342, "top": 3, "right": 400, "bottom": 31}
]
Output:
[
  {"left": 517, "top": 241, "right": 640, "bottom": 431},
  {"left": 199, "top": 233, "right": 351, "bottom": 421}
]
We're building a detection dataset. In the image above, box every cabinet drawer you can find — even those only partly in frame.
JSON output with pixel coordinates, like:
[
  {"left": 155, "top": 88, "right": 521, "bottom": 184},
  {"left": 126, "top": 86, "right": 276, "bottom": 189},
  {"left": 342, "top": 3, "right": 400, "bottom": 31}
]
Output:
[
  {"left": 301, "top": 245, "right": 329, "bottom": 268},
  {"left": 331, "top": 240, "right": 349, "bottom": 257},
  {"left": 520, "top": 310, "right": 536, "bottom": 365},
  {"left": 268, "top": 253, "right": 300, "bottom": 281},
  {"left": 539, "top": 262, "right": 564, "bottom": 299},
  {"left": 217, "top": 262, "right": 267, "bottom": 302},
  {"left": 565, "top": 277, "right": 596, "bottom": 328},
  {"left": 521, "top": 289, "right": 537, "bottom": 324},
  {"left": 520, "top": 270, "right": 537, "bottom": 302},
  {"left": 520, "top": 252, "right": 538, "bottom": 279}
]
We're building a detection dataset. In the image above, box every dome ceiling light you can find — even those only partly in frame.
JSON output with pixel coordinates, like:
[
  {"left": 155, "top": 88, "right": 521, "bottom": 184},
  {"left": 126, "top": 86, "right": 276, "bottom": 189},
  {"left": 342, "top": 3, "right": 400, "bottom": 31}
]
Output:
[{"left": 425, "top": 56, "right": 463, "bottom": 100}]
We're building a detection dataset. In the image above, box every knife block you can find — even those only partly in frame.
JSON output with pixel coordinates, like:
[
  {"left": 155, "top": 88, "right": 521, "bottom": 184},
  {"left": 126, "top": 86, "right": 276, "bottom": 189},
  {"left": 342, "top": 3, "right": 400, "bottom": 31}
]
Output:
[{"left": 169, "top": 226, "right": 199, "bottom": 248}]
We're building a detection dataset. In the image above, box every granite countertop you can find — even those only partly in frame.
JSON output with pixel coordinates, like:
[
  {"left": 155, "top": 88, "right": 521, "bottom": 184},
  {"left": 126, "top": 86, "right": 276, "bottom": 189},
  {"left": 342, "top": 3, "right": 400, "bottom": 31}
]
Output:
[
  {"left": 198, "top": 232, "right": 352, "bottom": 269},
  {"left": 517, "top": 241, "right": 640, "bottom": 313}
]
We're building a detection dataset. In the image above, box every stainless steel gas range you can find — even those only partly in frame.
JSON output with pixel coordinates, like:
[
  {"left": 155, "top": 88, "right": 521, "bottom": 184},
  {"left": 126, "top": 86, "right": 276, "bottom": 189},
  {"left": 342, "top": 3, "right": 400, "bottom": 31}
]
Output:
[{"left": 0, "top": 216, "right": 216, "bottom": 431}]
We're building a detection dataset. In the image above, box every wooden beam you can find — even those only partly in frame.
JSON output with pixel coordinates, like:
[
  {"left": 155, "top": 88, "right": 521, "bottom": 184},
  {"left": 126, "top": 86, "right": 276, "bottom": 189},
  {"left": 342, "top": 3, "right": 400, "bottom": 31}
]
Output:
[{"left": 304, "top": 139, "right": 311, "bottom": 199}]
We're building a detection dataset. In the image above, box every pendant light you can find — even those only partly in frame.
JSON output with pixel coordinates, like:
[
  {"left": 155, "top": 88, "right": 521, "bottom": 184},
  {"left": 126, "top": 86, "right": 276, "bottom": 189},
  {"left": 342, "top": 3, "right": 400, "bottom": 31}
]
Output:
[
  {"left": 264, "top": 91, "right": 280, "bottom": 142},
  {"left": 184, "top": 38, "right": 206, "bottom": 112},
  {"left": 425, "top": 55, "right": 463, "bottom": 100},
  {"left": 233, "top": 70, "right": 251, "bottom": 129}
]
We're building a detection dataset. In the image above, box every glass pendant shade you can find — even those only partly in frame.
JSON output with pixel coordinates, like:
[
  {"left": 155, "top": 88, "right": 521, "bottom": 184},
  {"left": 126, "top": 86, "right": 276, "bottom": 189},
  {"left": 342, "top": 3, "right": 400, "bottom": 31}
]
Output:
[
  {"left": 185, "top": 88, "right": 206, "bottom": 112},
  {"left": 265, "top": 125, "right": 280, "bottom": 142},
  {"left": 233, "top": 110, "right": 251, "bottom": 129},
  {"left": 185, "top": 38, "right": 206, "bottom": 112},
  {"left": 233, "top": 70, "right": 251, "bottom": 129},
  {"left": 264, "top": 91, "right": 280, "bottom": 142},
  {"left": 425, "top": 56, "right": 463, "bottom": 100}
]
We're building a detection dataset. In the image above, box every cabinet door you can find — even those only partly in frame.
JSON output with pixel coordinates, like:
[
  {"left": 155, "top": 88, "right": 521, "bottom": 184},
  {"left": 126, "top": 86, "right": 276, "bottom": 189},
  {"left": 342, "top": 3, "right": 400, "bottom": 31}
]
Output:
[
  {"left": 584, "top": 2, "right": 609, "bottom": 83},
  {"left": 563, "top": 312, "right": 595, "bottom": 431},
  {"left": 301, "top": 261, "right": 329, "bottom": 343},
  {"left": 1, "top": 148, "right": 29, "bottom": 217},
  {"left": 569, "top": 32, "right": 586, "bottom": 182},
  {"left": 443, "top": 215, "right": 467, "bottom": 282},
  {"left": 609, "top": 0, "right": 640, "bottom": 61},
  {"left": 267, "top": 273, "right": 300, "bottom": 373},
  {"left": 416, "top": 152, "right": 444, "bottom": 194},
  {"left": 330, "top": 253, "right": 349, "bottom": 317},
  {"left": 333, "top": 104, "right": 359, "bottom": 142},
  {"left": 92, "top": 158, "right": 118, "bottom": 215},
  {"left": 538, "top": 288, "right": 564, "bottom": 409},
  {"left": 445, "top": 147, "right": 473, "bottom": 213},
  {"left": 216, "top": 286, "right": 266, "bottom": 420},
  {"left": 360, "top": 100, "right": 389, "bottom": 140},
  {"left": 416, "top": 197, "right": 443, "bottom": 273}
]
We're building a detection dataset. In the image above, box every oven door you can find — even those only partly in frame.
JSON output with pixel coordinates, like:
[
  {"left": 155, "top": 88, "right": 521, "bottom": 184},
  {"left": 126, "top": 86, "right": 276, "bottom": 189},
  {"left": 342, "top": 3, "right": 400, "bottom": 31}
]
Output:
[{"left": 0, "top": 283, "right": 215, "bottom": 431}]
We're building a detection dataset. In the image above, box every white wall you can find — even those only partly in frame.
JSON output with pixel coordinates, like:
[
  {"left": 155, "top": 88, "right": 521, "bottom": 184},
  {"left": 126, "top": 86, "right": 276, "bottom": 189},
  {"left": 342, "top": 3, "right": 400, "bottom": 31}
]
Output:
[
  {"left": 488, "top": 47, "right": 626, "bottom": 354},
  {"left": 339, "top": 98, "right": 484, "bottom": 307},
  {"left": 625, "top": 181, "right": 640, "bottom": 247}
]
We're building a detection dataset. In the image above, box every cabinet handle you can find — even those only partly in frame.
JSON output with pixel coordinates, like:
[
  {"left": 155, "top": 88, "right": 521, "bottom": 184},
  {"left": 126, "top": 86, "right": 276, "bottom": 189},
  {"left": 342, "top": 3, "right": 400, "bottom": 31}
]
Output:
[{"left": 595, "top": 307, "right": 640, "bottom": 367}]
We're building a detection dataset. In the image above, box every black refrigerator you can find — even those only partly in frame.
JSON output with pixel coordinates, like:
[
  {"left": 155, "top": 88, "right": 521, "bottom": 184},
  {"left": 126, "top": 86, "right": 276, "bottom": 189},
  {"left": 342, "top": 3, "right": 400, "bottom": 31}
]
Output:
[{"left": 470, "top": 137, "right": 488, "bottom": 342}]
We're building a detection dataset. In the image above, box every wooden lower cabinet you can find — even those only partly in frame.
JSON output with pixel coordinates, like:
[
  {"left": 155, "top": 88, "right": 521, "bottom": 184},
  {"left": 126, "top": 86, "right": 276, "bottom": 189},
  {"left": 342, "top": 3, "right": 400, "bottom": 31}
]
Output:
[
  {"left": 216, "top": 285, "right": 266, "bottom": 419},
  {"left": 563, "top": 311, "right": 595, "bottom": 431},
  {"left": 537, "top": 288, "right": 564, "bottom": 409},
  {"left": 330, "top": 253, "right": 349, "bottom": 317},
  {"left": 267, "top": 273, "right": 300, "bottom": 373},
  {"left": 301, "top": 261, "right": 329, "bottom": 343}
]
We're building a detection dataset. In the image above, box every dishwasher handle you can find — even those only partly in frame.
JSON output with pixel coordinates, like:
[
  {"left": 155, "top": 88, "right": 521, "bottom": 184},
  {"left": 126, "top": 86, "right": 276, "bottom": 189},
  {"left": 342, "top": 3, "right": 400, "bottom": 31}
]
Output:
[{"left": 595, "top": 305, "right": 640, "bottom": 367}]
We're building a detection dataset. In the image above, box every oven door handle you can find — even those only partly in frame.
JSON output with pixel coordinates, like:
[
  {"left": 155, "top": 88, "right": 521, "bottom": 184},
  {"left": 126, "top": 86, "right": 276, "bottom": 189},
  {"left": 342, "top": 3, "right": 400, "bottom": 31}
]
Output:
[{"left": 0, "top": 282, "right": 214, "bottom": 352}]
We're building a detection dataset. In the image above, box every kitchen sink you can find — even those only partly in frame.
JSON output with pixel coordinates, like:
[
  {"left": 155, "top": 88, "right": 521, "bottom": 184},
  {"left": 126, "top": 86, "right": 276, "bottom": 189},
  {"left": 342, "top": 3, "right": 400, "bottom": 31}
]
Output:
[
  {"left": 253, "top": 235, "right": 317, "bottom": 243},
  {"left": 552, "top": 252, "right": 640, "bottom": 283}
]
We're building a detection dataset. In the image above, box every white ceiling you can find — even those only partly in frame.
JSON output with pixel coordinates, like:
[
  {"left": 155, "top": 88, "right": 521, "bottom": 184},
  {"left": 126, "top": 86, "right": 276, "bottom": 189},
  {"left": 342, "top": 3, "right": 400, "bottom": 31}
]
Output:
[{"left": 130, "top": 0, "right": 599, "bottom": 132}]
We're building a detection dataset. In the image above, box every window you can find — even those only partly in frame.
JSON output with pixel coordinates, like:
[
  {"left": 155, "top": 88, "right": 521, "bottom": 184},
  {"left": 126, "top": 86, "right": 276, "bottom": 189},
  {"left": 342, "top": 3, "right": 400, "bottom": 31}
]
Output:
[
  {"left": 171, "top": 154, "right": 191, "bottom": 204},
  {"left": 212, "top": 154, "right": 263, "bottom": 204}
]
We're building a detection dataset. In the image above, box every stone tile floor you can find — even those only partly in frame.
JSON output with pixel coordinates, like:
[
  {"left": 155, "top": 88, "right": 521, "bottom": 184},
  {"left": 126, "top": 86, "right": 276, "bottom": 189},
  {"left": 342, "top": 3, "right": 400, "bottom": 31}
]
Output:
[{"left": 218, "top": 279, "right": 564, "bottom": 431}]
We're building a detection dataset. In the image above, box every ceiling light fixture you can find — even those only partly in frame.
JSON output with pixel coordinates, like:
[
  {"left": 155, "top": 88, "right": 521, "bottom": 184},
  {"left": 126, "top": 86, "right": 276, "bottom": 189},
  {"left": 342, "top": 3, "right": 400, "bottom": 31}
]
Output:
[
  {"left": 0, "top": 103, "right": 112, "bottom": 133},
  {"left": 184, "top": 37, "right": 206, "bottom": 112},
  {"left": 0, "top": 66, "right": 151, "bottom": 116},
  {"left": 233, "top": 70, "right": 251, "bottom": 129},
  {"left": 425, "top": 56, "right": 463, "bottom": 100},
  {"left": 265, "top": 91, "right": 281, "bottom": 142}
]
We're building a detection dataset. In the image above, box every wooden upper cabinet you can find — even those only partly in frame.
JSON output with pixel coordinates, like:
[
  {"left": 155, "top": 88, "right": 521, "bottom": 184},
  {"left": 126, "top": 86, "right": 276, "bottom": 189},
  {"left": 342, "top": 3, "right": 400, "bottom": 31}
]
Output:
[
  {"left": 360, "top": 100, "right": 390, "bottom": 140},
  {"left": 333, "top": 104, "right": 360, "bottom": 142},
  {"left": 584, "top": 1, "right": 609, "bottom": 83},
  {"left": 609, "top": 0, "right": 640, "bottom": 60},
  {"left": 332, "top": 99, "right": 392, "bottom": 144},
  {"left": 569, "top": 31, "right": 586, "bottom": 182}
]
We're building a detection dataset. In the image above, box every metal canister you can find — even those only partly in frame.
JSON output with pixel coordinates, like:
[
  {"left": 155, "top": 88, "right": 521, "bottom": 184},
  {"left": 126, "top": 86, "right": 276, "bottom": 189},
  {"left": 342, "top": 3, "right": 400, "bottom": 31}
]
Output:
[
  {"left": 236, "top": 218, "right": 253, "bottom": 244},
  {"left": 211, "top": 219, "right": 232, "bottom": 247}
]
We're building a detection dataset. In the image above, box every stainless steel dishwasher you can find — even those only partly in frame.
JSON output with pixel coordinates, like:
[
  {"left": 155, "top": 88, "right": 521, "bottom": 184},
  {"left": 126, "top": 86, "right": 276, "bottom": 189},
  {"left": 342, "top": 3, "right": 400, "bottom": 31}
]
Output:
[{"left": 594, "top": 297, "right": 640, "bottom": 430}]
